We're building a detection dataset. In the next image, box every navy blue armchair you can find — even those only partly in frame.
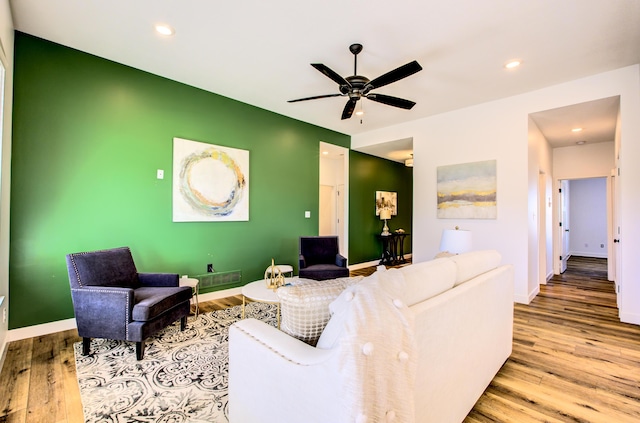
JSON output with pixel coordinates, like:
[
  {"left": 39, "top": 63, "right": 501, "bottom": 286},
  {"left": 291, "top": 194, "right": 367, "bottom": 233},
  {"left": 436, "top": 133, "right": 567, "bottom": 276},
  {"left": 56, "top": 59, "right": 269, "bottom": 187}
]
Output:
[
  {"left": 298, "top": 236, "right": 349, "bottom": 280},
  {"left": 66, "top": 247, "right": 192, "bottom": 360}
]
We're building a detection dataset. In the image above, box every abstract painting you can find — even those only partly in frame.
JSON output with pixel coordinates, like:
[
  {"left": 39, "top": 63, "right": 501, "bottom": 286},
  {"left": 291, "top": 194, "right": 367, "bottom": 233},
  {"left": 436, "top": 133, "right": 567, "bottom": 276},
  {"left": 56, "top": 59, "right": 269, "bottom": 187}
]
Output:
[
  {"left": 375, "top": 191, "right": 397, "bottom": 216},
  {"left": 173, "top": 137, "right": 249, "bottom": 222},
  {"left": 437, "top": 159, "right": 496, "bottom": 219}
]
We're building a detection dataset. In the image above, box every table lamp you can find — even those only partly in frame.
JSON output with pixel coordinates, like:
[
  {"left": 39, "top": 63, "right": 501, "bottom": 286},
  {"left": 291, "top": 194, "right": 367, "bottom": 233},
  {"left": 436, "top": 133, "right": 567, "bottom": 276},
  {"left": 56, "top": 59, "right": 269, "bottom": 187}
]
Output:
[
  {"left": 439, "top": 227, "right": 472, "bottom": 255},
  {"left": 380, "top": 208, "right": 392, "bottom": 236}
]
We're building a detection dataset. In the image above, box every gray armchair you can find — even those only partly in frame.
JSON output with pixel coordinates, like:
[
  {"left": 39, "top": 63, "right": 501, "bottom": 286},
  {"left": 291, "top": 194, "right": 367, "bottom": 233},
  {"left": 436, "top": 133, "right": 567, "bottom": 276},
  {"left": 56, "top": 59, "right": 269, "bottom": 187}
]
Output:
[
  {"left": 65, "top": 247, "right": 192, "bottom": 360},
  {"left": 299, "top": 236, "right": 349, "bottom": 280}
]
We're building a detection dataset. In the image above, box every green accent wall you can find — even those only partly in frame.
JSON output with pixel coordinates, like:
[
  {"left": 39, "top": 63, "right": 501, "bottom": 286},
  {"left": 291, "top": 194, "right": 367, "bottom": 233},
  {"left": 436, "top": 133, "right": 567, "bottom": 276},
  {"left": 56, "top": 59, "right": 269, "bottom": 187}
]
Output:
[
  {"left": 10, "top": 32, "right": 350, "bottom": 329},
  {"left": 348, "top": 150, "right": 413, "bottom": 264}
]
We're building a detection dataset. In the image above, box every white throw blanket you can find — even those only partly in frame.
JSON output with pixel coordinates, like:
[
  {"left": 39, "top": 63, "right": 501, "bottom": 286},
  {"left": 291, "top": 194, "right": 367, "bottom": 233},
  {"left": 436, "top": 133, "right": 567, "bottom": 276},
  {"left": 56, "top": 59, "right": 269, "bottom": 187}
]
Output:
[{"left": 326, "top": 268, "right": 416, "bottom": 423}]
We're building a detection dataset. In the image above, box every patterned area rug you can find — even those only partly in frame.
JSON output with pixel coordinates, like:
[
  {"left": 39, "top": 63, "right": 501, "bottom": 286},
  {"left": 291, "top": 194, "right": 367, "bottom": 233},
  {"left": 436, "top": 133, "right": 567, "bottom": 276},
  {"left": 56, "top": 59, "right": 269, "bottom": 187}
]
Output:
[{"left": 73, "top": 302, "right": 277, "bottom": 423}]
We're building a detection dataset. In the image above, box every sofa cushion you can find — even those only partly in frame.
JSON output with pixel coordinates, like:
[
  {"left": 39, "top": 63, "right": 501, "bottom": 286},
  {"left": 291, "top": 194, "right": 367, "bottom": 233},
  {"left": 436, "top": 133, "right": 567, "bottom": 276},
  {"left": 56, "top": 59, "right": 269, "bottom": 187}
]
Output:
[
  {"left": 132, "top": 286, "right": 192, "bottom": 321},
  {"left": 450, "top": 250, "right": 502, "bottom": 286},
  {"left": 276, "top": 276, "right": 363, "bottom": 345},
  {"left": 398, "top": 258, "right": 457, "bottom": 307}
]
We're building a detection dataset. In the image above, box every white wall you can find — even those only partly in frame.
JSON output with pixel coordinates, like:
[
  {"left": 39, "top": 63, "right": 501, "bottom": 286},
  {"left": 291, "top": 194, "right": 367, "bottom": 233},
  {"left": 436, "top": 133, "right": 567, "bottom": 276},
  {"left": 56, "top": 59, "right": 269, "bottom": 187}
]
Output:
[
  {"left": 568, "top": 178, "right": 607, "bottom": 258},
  {"left": 353, "top": 65, "right": 640, "bottom": 324},
  {"left": 0, "top": 0, "right": 14, "bottom": 368},
  {"left": 553, "top": 142, "right": 615, "bottom": 179}
]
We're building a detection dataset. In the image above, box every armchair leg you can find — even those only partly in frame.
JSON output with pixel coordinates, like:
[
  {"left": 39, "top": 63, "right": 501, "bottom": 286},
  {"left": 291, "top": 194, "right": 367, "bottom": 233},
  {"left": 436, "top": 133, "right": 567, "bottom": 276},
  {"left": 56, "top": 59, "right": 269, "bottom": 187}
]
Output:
[
  {"left": 180, "top": 316, "right": 187, "bottom": 331},
  {"left": 136, "top": 341, "right": 145, "bottom": 360},
  {"left": 82, "top": 337, "right": 91, "bottom": 355}
]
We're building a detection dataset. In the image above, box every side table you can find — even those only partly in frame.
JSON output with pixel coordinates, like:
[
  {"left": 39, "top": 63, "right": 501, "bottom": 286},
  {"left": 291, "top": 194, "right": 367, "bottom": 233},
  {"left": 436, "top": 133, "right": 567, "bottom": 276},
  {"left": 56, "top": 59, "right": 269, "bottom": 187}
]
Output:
[
  {"left": 180, "top": 276, "right": 200, "bottom": 318},
  {"left": 242, "top": 279, "right": 288, "bottom": 329}
]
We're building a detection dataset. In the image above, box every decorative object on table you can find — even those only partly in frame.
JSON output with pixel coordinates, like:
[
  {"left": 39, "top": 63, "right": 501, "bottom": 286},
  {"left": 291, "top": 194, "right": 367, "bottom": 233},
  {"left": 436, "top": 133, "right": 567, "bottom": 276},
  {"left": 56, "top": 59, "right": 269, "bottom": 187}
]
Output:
[
  {"left": 395, "top": 228, "right": 405, "bottom": 233},
  {"left": 375, "top": 190, "right": 397, "bottom": 216},
  {"left": 437, "top": 159, "right": 497, "bottom": 219},
  {"left": 438, "top": 226, "right": 473, "bottom": 257},
  {"left": 74, "top": 302, "right": 277, "bottom": 423},
  {"left": 265, "top": 263, "right": 294, "bottom": 278},
  {"left": 380, "top": 208, "right": 392, "bottom": 235},
  {"left": 65, "top": 247, "right": 192, "bottom": 360},
  {"left": 173, "top": 137, "right": 249, "bottom": 222},
  {"left": 298, "top": 236, "right": 349, "bottom": 280},
  {"left": 264, "top": 258, "right": 286, "bottom": 290}
]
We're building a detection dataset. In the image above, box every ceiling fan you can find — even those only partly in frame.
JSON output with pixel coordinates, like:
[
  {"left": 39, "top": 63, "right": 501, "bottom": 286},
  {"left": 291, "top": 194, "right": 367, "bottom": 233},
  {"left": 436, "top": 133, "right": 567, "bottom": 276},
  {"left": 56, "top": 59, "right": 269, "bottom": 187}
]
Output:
[{"left": 288, "top": 43, "right": 422, "bottom": 120}]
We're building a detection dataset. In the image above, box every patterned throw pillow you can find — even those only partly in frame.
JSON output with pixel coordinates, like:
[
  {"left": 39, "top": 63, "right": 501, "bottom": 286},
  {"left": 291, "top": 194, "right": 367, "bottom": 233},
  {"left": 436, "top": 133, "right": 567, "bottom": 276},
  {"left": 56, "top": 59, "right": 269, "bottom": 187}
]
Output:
[{"left": 276, "top": 276, "right": 363, "bottom": 345}]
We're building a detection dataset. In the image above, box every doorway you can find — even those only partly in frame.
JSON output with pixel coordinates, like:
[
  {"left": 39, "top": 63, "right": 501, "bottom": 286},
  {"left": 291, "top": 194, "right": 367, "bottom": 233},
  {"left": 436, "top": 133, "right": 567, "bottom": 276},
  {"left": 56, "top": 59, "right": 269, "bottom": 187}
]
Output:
[{"left": 319, "top": 142, "right": 348, "bottom": 258}]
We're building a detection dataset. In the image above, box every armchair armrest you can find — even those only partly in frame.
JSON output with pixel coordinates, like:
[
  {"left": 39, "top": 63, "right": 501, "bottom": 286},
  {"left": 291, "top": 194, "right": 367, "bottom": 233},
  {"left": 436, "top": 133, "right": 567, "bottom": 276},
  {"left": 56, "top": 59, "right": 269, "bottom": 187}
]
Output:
[
  {"left": 138, "top": 272, "right": 179, "bottom": 287},
  {"left": 299, "top": 254, "right": 307, "bottom": 269},
  {"left": 335, "top": 253, "right": 347, "bottom": 267},
  {"left": 229, "top": 319, "right": 346, "bottom": 423},
  {"left": 71, "top": 287, "right": 134, "bottom": 340}
]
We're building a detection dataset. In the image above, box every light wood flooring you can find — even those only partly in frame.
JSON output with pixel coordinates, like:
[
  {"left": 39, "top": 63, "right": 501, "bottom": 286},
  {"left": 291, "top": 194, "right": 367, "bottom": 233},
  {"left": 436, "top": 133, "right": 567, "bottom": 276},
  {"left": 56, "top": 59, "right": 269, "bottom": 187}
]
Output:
[{"left": 0, "top": 256, "right": 638, "bottom": 422}]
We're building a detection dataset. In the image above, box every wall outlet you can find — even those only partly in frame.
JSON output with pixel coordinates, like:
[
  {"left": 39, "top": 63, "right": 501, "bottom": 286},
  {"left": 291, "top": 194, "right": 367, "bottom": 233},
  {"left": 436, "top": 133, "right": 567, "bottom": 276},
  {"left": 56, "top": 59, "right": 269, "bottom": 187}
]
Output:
[
  {"left": 207, "top": 263, "right": 214, "bottom": 273},
  {"left": 2, "top": 308, "right": 6, "bottom": 323},
  {"left": 157, "top": 169, "right": 164, "bottom": 179}
]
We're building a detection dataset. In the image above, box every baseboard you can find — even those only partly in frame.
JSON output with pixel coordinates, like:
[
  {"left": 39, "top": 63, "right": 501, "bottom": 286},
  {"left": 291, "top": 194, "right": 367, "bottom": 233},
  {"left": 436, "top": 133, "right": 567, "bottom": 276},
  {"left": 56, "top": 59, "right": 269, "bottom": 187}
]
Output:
[
  {"left": 8, "top": 318, "right": 77, "bottom": 342},
  {"left": 620, "top": 311, "right": 640, "bottom": 325},
  {"left": 569, "top": 252, "right": 608, "bottom": 259},
  {"left": 514, "top": 284, "right": 540, "bottom": 305},
  {"left": 198, "top": 286, "right": 242, "bottom": 303}
]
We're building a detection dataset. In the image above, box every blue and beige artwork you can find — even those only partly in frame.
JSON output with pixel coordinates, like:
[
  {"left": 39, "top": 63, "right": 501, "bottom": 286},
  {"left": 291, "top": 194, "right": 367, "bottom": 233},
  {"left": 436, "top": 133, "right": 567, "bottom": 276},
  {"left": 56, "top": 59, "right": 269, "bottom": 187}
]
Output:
[
  {"left": 173, "top": 137, "right": 249, "bottom": 222},
  {"left": 437, "top": 159, "right": 497, "bottom": 219}
]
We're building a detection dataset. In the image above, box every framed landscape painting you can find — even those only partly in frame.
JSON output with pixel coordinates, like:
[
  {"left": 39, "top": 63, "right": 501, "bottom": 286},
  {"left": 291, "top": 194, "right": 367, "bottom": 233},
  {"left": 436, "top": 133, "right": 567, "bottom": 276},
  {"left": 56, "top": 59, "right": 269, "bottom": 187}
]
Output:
[
  {"left": 173, "top": 137, "right": 249, "bottom": 222},
  {"left": 437, "top": 159, "right": 497, "bottom": 219}
]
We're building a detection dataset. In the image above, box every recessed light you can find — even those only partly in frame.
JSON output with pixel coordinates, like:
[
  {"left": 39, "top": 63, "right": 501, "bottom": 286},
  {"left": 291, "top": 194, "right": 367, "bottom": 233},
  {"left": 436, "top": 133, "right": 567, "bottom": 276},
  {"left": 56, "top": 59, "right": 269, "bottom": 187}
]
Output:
[
  {"left": 155, "top": 24, "right": 175, "bottom": 36},
  {"left": 504, "top": 60, "right": 521, "bottom": 69},
  {"left": 576, "top": 141, "right": 586, "bottom": 145},
  {"left": 571, "top": 127, "right": 583, "bottom": 132},
  {"left": 322, "top": 151, "right": 329, "bottom": 155}
]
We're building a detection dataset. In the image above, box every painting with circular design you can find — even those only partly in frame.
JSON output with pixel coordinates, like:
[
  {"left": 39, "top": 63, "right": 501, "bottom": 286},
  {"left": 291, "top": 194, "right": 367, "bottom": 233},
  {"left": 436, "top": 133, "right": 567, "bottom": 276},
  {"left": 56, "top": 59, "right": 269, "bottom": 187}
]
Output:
[{"left": 173, "top": 137, "right": 249, "bottom": 221}]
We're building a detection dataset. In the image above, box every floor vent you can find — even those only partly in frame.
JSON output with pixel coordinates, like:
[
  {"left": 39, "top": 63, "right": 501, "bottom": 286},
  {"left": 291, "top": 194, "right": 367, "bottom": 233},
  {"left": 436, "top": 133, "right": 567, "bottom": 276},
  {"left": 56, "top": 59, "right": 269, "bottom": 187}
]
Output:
[{"left": 195, "top": 270, "right": 242, "bottom": 291}]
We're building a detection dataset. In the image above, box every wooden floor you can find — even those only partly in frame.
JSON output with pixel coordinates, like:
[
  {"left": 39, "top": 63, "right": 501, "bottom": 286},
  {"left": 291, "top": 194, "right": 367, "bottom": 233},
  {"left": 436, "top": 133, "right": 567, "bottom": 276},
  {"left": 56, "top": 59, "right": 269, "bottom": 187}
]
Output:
[{"left": 0, "top": 257, "right": 638, "bottom": 422}]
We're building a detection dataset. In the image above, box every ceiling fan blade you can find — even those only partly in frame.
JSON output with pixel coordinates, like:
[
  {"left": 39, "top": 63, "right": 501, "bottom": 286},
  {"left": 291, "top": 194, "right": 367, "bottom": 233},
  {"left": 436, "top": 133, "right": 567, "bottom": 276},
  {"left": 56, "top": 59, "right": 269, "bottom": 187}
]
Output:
[
  {"left": 288, "top": 93, "right": 343, "bottom": 103},
  {"left": 341, "top": 98, "right": 358, "bottom": 120},
  {"left": 366, "top": 60, "right": 422, "bottom": 90},
  {"left": 366, "top": 94, "right": 416, "bottom": 110},
  {"left": 311, "top": 63, "right": 351, "bottom": 87}
]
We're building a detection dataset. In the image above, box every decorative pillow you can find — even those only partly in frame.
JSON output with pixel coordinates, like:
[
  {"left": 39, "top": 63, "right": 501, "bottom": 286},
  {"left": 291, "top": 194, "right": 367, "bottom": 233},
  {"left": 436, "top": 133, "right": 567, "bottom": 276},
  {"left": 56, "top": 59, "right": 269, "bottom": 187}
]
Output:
[
  {"left": 277, "top": 276, "right": 363, "bottom": 345},
  {"left": 450, "top": 250, "right": 501, "bottom": 286}
]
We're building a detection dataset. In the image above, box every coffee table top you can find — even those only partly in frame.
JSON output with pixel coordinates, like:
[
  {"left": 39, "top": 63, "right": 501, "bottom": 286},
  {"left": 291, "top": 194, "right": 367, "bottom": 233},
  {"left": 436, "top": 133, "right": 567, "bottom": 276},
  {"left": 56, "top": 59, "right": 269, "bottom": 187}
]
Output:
[{"left": 242, "top": 278, "right": 294, "bottom": 303}]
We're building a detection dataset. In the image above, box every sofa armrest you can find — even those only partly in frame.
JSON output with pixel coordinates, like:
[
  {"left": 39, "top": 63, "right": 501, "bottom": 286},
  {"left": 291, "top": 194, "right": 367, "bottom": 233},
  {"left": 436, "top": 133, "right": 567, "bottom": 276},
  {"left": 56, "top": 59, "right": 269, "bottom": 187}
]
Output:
[
  {"left": 229, "top": 318, "right": 346, "bottom": 423},
  {"left": 71, "top": 287, "right": 134, "bottom": 339},
  {"left": 335, "top": 253, "right": 347, "bottom": 267},
  {"left": 299, "top": 254, "right": 307, "bottom": 269},
  {"left": 138, "top": 272, "right": 179, "bottom": 287}
]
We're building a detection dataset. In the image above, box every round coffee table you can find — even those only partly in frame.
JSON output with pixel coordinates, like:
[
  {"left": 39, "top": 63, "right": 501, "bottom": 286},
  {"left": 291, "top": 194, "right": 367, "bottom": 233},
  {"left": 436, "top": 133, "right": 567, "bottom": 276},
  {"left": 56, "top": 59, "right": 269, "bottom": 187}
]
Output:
[{"left": 242, "top": 279, "right": 290, "bottom": 328}]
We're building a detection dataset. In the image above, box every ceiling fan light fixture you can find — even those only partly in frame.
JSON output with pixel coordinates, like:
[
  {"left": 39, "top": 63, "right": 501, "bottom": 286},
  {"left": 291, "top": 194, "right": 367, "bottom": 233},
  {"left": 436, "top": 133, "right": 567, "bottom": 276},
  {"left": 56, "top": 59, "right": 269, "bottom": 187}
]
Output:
[
  {"left": 154, "top": 23, "right": 175, "bottom": 36},
  {"left": 504, "top": 59, "right": 521, "bottom": 69},
  {"left": 405, "top": 153, "right": 413, "bottom": 167}
]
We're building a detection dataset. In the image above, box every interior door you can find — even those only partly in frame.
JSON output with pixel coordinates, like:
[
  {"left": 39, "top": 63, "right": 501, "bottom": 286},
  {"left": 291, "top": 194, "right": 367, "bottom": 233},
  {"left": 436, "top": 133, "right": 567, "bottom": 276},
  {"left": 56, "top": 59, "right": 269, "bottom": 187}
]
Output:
[{"left": 559, "top": 180, "right": 570, "bottom": 273}]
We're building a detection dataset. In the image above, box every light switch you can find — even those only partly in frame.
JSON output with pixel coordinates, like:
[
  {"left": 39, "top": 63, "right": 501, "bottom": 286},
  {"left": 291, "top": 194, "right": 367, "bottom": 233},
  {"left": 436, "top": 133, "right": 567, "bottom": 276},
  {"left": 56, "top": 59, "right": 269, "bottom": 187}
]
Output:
[
  {"left": 305, "top": 211, "right": 311, "bottom": 218},
  {"left": 157, "top": 169, "right": 164, "bottom": 179}
]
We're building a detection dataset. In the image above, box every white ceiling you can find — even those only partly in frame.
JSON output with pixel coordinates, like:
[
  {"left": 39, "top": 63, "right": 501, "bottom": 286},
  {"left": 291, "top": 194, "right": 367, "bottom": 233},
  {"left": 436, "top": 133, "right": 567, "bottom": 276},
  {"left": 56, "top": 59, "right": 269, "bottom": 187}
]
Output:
[{"left": 8, "top": 0, "right": 640, "bottom": 160}]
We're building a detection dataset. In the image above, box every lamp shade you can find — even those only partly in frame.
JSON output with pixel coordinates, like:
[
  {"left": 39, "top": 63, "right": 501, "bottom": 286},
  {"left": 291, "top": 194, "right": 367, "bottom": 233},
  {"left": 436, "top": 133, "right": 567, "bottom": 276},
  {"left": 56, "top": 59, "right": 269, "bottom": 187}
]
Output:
[
  {"left": 439, "top": 229, "right": 472, "bottom": 254},
  {"left": 379, "top": 209, "right": 392, "bottom": 220}
]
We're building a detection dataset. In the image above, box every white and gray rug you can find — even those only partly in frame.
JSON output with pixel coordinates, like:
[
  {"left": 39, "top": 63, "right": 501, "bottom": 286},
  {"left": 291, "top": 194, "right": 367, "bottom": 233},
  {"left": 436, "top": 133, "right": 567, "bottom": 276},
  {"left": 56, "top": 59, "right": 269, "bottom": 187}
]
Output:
[{"left": 73, "top": 302, "right": 277, "bottom": 423}]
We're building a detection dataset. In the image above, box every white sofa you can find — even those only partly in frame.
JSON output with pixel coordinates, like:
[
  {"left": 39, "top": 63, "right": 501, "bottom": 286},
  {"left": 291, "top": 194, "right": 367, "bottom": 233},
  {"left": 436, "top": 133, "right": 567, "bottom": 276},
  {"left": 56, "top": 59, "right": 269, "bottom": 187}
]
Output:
[{"left": 229, "top": 250, "right": 514, "bottom": 423}]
